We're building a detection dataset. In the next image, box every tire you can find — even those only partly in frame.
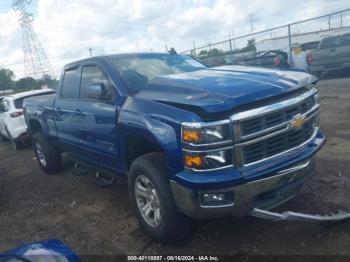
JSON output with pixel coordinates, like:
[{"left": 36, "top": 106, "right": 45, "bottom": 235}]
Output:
[
  {"left": 12, "top": 139, "right": 24, "bottom": 150},
  {"left": 32, "top": 132, "right": 62, "bottom": 174},
  {"left": 4, "top": 127, "right": 22, "bottom": 150},
  {"left": 315, "top": 71, "right": 323, "bottom": 78},
  {"left": 0, "top": 133, "right": 7, "bottom": 142},
  {"left": 129, "top": 152, "right": 192, "bottom": 243}
]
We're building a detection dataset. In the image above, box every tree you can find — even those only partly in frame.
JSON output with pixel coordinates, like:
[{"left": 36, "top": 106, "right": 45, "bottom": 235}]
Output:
[
  {"left": 38, "top": 74, "right": 58, "bottom": 89},
  {"left": 208, "top": 48, "right": 223, "bottom": 57},
  {"left": 15, "top": 77, "right": 39, "bottom": 90},
  {"left": 0, "top": 68, "right": 15, "bottom": 90},
  {"left": 240, "top": 38, "right": 256, "bottom": 52},
  {"left": 198, "top": 50, "right": 208, "bottom": 56}
]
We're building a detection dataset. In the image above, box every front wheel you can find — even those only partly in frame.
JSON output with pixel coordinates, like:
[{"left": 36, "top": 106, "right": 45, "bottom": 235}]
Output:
[
  {"left": 129, "top": 152, "right": 192, "bottom": 243},
  {"left": 32, "top": 132, "right": 62, "bottom": 174}
]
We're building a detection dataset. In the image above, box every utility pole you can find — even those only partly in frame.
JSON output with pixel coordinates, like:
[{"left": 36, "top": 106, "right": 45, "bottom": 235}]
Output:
[
  {"left": 192, "top": 39, "right": 196, "bottom": 56},
  {"left": 288, "top": 24, "right": 292, "bottom": 68},
  {"left": 248, "top": 13, "right": 258, "bottom": 32},
  {"left": 89, "top": 47, "right": 93, "bottom": 57},
  {"left": 232, "top": 31, "right": 236, "bottom": 49},
  {"left": 229, "top": 33, "right": 233, "bottom": 55},
  {"left": 328, "top": 15, "right": 331, "bottom": 30},
  {"left": 340, "top": 14, "right": 343, "bottom": 28}
]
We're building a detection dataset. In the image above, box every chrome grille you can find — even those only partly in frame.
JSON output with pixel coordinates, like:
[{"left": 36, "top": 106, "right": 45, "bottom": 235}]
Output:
[
  {"left": 231, "top": 88, "right": 320, "bottom": 167},
  {"left": 243, "top": 117, "right": 316, "bottom": 164},
  {"left": 241, "top": 96, "right": 316, "bottom": 137}
]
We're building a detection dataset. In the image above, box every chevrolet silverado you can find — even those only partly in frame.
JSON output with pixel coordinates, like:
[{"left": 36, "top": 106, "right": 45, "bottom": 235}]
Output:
[{"left": 24, "top": 53, "right": 325, "bottom": 242}]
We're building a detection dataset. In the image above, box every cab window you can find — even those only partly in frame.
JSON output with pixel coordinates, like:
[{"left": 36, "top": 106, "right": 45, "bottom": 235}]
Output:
[
  {"left": 80, "top": 65, "right": 114, "bottom": 101},
  {"left": 60, "top": 67, "right": 80, "bottom": 99}
]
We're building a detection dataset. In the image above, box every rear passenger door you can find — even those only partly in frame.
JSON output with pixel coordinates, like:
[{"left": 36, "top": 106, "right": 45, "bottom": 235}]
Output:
[
  {"left": 54, "top": 66, "right": 84, "bottom": 153},
  {"left": 76, "top": 64, "right": 119, "bottom": 170}
]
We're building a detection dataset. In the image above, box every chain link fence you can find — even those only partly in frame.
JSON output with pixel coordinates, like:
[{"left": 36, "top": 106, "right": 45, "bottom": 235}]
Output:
[{"left": 181, "top": 9, "right": 350, "bottom": 68}]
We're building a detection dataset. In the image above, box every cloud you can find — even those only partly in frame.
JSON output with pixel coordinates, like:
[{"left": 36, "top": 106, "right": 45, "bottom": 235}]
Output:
[{"left": 0, "top": 0, "right": 349, "bottom": 79}]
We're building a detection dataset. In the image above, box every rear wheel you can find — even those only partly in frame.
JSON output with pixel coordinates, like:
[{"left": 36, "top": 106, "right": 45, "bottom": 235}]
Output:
[
  {"left": 32, "top": 132, "right": 62, "bottom": 174},
  {"left": 129, "top": 152, "right": 192, "bottom": 243}
]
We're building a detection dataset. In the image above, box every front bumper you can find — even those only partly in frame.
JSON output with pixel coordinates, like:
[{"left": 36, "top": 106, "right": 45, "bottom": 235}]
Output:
[{"left": 171, "top": 159, "right": 315, "bottom": 219}]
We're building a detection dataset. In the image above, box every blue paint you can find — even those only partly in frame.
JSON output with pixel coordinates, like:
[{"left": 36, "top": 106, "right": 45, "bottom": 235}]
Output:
[
  {"left": 0, "top": 239, "right": 81, "bottom": 262},
  {"left": 24, "top": 53, "right": 325, "bottom": 193}
]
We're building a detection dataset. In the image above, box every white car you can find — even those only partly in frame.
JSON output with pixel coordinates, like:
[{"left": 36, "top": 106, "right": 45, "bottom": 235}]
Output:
[{"left": 0, "top": 89, "right": 55, "bottom": 149}]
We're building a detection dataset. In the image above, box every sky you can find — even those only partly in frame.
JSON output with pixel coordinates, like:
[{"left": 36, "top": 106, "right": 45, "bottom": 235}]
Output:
[{"left": 0, "top": 0, "right": 349, "bottom": 79}]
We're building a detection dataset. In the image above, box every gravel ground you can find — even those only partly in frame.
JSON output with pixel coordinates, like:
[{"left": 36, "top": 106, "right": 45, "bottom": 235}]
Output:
[{"left": 0, "top": 74, "right": 349, "bottom": 258}]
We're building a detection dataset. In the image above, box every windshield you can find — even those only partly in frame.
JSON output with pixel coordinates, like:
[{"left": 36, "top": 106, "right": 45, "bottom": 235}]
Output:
[{"left": 110, "top": 54, "right": 207, "bottom": 93}]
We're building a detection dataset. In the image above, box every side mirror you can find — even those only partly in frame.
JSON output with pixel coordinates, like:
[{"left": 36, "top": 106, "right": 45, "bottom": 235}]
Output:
[{"left": 87, "top": 83, "right": 104, "bottom": 99}]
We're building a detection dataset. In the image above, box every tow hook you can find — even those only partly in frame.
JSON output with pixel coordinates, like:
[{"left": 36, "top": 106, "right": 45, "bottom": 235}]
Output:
[{"left": 251, "top": 208, "right": 350, "bottom": 222}]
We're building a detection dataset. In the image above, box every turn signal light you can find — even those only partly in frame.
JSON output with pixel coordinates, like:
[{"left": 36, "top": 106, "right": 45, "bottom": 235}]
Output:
[
  {"left": 183, "top": 129, "right": 201, "bottom": 142},
  {"left": 184, "top": 155, "right": 204, "bottom": 168}
]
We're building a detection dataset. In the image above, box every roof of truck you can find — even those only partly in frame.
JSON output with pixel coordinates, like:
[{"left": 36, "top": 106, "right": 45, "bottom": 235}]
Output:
[{"left": 63, "top": 52, "right": 183, "bottom": 69}]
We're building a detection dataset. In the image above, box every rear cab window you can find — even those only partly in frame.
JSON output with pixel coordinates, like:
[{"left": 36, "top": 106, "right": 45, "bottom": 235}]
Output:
[
  {"left": 320, "top": 34, "right": 350, "bottom": 49},
  {"left": 60, "top": 67, "right": 81, "bottom": 99}
]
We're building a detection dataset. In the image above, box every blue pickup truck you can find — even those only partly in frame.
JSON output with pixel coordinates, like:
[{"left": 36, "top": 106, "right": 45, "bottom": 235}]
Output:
[{"left": 24, "top": 53, "right": 325, "bottom": 242}]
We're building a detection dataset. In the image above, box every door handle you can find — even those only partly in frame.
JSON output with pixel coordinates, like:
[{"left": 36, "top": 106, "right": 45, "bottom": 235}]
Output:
[{"left": 330, "top": 48, "right": 336, "bottom": 52}]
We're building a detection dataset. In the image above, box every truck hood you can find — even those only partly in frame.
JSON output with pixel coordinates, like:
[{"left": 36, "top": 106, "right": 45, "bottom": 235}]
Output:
[{"left": 135, "top": 67, "right": 318, "bottom": 117}]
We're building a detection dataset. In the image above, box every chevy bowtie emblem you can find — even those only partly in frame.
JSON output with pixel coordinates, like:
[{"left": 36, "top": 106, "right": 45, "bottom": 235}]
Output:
[{"left": 290, "top": 115, "right": 306, "bottom": 129}]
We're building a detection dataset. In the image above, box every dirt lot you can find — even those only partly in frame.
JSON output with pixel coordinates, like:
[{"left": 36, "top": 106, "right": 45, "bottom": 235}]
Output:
[{"left": 0, "top": 74, "right": 349, "bottom": 257}]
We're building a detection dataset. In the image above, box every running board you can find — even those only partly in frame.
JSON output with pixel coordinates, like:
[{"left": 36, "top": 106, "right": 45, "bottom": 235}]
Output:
[
  {"left": 251, "top": 208, "right": 350, "bottom": 222},
  {"left": 94, "top": 172, "right": 115, "bottom": 188}
]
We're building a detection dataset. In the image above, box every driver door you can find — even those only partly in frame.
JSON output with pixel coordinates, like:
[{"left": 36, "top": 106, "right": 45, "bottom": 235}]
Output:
[{"left": 75, "top": 64, "right": 120, "bottom": 170}]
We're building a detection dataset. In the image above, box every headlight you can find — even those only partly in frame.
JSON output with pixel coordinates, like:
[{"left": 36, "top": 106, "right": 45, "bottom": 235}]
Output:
[
  {"left": 181, "top": 120, "right": 233, "bottom": 171},
  {"left": 181, "top": 121, "right": 231, "bottom": 145}
]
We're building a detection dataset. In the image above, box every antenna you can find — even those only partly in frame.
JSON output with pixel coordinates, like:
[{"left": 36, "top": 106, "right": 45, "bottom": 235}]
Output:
[{"left": 12, "top": 0, "right": 55, "bottom": 80}]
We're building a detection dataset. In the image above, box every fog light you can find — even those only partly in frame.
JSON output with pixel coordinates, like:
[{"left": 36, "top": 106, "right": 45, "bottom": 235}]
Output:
[
  {"left": 200, "top": 192, "right": 234, "bottom": 207},
  {"left": 184, "top": 155, "right": 204, "bottom": 168}
]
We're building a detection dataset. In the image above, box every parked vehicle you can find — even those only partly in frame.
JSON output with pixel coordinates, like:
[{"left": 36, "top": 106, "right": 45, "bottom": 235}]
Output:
[
  {"left": 300, "top": 41, "right": 320, "bottom": 67},
  {"left": 238, "top": 50, "right": 290, "bottom": 68},
  {"left": 24, "top": 53, "right": 325, "bottom": 243},
  {"left": 202, "top": 50, "right": 289, "bottom": 69},
  {"left": 201, "top": 55, "right": 226, "bottom": 67},
  {"left": 309, "top": 33, "right": 350, "bottom": 76},
  {"left": 0, "top": 89, "right": 55, "bottom": 149}
]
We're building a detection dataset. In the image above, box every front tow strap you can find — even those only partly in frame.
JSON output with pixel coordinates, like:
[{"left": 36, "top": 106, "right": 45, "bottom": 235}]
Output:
[{"left": 251, "top": 208, "right": 350, "bottom": 222}]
